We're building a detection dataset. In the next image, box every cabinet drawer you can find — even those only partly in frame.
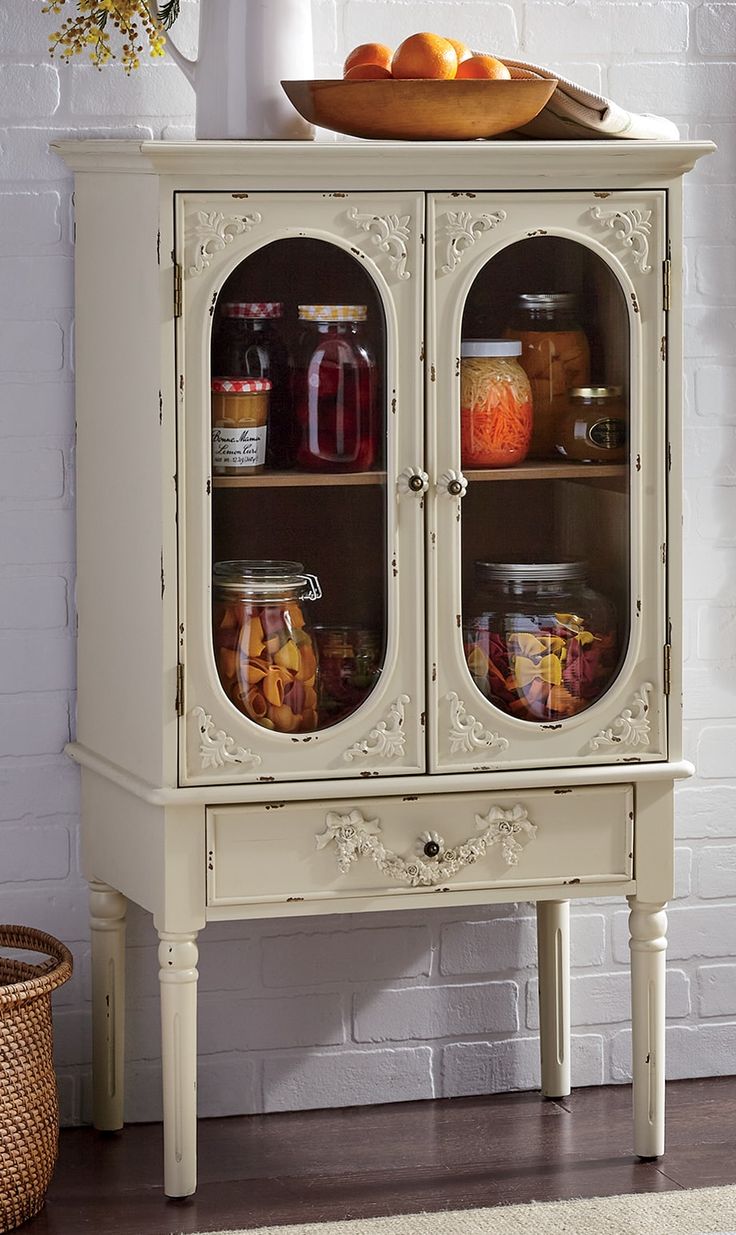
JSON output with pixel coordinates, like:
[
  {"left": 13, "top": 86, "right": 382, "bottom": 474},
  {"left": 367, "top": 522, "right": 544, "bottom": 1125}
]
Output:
[{"left": 206, "top": 784, "right": 633, "bottom": 908}]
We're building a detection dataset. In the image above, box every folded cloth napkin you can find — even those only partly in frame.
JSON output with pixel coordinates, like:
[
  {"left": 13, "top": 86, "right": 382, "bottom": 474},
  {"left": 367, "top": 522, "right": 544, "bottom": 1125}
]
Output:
[{"left": 495, "top": 57, "right": 680, "bottom": 140}]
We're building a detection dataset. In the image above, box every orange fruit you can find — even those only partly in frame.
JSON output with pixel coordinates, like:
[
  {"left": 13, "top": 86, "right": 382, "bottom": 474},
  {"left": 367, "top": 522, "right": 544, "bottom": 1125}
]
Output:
[
  {"left": 343, "top": 42, "right": 393, "bottom": 77},
  {"left": 391, "top": 32, "right": 459, "bottom": 80},
  {"left": 446, "top": 37, "right": 472, "bottom": 64},
  {"left": 456, "top": 54, "right": 511, "bottom": 80},
  {"left": 344, "top": 63, "right": 392, "bottom": 79}
]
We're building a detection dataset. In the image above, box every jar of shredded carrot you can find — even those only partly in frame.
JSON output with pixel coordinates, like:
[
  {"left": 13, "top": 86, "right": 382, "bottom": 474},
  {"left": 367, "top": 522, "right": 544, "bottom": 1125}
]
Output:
[{"left": 460, "top": 341, "right": 533, "bottom": 468}]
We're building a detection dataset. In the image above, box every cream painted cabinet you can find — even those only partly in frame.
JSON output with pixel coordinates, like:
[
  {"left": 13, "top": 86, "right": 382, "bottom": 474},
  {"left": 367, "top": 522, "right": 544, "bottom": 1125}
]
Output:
[
  {"left": 178, "top": 190, "right": 426, "bottom": 784},
  {"left": 58, "top": 139, "right": 712, "bottom": 1199}
]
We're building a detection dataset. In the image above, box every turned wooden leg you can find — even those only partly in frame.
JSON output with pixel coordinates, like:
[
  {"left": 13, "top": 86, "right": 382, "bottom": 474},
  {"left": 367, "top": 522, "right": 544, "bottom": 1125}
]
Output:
[
  {"left": 536, "top": 899, "right": 571, "bottom": 1098},
  {"left": 629, "top": 897, "right": 667, "bottom": 1158},
  {"left": 158, "top": 931, "right": 199, "bottom": 1197},
  {"left": 89, "top": 880, "right": 127, "bottom": 1131}
]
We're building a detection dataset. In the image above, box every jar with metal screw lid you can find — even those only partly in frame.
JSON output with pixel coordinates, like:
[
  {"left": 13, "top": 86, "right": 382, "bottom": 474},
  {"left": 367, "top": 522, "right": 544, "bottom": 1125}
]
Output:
[
  {"left": 555, "top": 386, "right": 628, "bottom": 463},
  {"left": 463, "top": 560, "right": 619, "bottom": 722},
  {"left": 504, "top": 293, "right": 591, "bottom": 458},
  {"left": 460, "top": 340, "right": 533, "bottom": 468}
]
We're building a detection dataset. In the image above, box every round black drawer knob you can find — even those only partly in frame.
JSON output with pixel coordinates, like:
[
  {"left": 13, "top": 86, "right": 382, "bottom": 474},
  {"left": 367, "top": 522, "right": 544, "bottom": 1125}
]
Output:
[{"left": 423, "top": 840, "right": 441, "bottom": 858}]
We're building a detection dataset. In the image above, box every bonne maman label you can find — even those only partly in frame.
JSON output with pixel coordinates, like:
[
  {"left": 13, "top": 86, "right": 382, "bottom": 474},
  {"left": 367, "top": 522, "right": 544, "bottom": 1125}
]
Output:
[{"left": 212, "top": 426, "right": 267, "bottom": 471}]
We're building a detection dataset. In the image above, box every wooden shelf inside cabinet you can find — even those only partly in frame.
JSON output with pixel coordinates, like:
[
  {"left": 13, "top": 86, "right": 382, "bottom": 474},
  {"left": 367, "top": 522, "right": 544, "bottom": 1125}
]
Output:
[
  {"left": 213, "top": 471, "right": 387, "bottom": 489},
  {"left": 465, "top": 462, "right": 628, "bottom": 482}
]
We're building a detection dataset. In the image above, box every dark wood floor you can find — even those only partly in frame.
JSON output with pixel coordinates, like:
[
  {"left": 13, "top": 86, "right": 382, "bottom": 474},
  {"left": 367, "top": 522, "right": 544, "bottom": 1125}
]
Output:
[{"left": 26, "top": 1078, "right": 736, "bottom": 1234}]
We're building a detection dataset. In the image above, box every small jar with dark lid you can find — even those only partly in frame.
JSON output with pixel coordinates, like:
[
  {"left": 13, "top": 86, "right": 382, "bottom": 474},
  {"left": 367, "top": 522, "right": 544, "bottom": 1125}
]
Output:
[{"left": 555, "top": 386, "right": 628, "bottom": 463}]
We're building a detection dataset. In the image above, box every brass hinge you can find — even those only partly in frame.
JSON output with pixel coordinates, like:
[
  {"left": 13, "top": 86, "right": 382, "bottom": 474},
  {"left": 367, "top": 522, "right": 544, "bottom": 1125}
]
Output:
[
  {"left": 173, "top": 262, "right": 183, "bottom": 318},
  {"left": 662, "top": 256, "right": 671, "bottom": 312},
  {"left": 663, "top": 643, "right": 672, "bottom": 696},
  {"left": 175, "top": 662, "right": 185, "bottom": 717}
]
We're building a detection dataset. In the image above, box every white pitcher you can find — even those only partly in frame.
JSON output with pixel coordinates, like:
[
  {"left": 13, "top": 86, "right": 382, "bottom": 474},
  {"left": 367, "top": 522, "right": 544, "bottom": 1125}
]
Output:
[{"left": 161, "top": 0, "right": 315, "bottom": 140}]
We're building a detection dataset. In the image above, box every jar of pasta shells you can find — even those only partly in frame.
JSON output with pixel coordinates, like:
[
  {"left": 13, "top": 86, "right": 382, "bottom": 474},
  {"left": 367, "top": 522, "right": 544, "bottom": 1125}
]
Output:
[
  {"left": 463, "top": 561, "right": 618, "bottom": 722},
  {"left": 213, "top": 560, "right": 321, "bottom": 734}
]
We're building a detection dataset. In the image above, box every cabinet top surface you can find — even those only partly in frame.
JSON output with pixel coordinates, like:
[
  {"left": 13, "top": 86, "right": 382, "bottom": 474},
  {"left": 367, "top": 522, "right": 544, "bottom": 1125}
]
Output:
[{"left": 53, "top": 138, "right": 714, "bottom": 182}]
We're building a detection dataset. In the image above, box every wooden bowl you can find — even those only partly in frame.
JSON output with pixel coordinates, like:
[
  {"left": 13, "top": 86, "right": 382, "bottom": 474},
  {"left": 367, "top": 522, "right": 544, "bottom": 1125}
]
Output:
[{"left": 281, "top": 78, "right": 557, "bottom": 141}]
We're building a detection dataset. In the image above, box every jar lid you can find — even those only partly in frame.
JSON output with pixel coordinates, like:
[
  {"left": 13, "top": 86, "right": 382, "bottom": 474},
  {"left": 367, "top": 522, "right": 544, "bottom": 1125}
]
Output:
[
  {"left": 213, "top": 559, "right": 322, "bottom": 600},
  {"left": 475, "top": 560, "right": 587, "bottom": 583},
  {"left": 211, "top": 377, "right": 272, "bottom": 393},
  {"left": 222, "top": 302, "right": 283, "bottom": 318},
  {"left": 570, "top": 385, "right": 623, "bottom": 398},
  {"left": 461, "top": 340, "right": 522, "bottom": 358},
  {"left": 516, "top": 293, "right": 578, "bottom": 308},
  {"left": 298, "top": 305, "right": 367, "bottom": 322}
]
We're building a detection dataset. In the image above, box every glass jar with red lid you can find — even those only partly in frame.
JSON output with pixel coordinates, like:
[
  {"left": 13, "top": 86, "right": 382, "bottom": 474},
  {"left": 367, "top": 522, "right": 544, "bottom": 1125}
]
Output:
[
  {"left": 212, "top": 301, "right": 296, "bottom": 469},
  {"left": 293, "top": 305, "right": 377, "bottom": 472}
]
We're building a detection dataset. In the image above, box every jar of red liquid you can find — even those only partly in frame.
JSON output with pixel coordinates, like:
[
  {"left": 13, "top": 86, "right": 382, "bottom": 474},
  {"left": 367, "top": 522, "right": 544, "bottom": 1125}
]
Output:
[{"left": 294, "top": 305, "right": 376, "bottom": 472}]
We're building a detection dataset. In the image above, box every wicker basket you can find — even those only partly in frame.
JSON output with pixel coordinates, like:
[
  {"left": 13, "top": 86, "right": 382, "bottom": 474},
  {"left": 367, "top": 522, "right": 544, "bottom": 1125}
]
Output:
[{"left": 0, "top": 926, "right": 73, "bottom": 1233}]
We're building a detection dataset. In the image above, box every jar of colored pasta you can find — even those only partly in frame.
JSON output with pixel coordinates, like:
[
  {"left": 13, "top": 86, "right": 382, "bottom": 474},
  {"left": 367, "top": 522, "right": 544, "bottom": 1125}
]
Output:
[
  {"left": 463, "top": 561, "right": 618, "bottom": 722},
  {"left": 460, "top": 341, "right": 533, "bottom": 468},
  {"left": 212, "top": 560, "right": 321, "bottom": 734}
]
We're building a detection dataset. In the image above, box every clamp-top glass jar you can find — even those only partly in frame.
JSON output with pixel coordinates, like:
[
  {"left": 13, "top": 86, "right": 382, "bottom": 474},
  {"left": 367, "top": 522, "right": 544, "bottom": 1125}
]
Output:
[
  {"left": 504, "top": 293, "right": 591, "bottom": 458},
  {"left": 294, "top": 304, "right": 377, "bottom": 472},
  {"left": 463, "top": 561, "right": 619, "bottom": 722},
  {"left": 213, "top": 560, "right": 321, "bottom": 733}
]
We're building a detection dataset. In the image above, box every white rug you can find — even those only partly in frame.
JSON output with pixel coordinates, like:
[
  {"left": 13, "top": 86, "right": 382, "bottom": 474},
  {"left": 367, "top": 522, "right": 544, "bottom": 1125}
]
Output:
[{"left": 195, "top": 1185, "right": 736, "bottom": 1235}]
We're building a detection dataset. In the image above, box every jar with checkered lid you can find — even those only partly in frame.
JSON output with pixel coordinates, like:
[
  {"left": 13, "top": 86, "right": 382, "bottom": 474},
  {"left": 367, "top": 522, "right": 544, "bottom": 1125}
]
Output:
[
  {"left": 213, "top": 302, "right": 296, "bottom": 468},
  {"left": 293, "top": 305, "right": 377, "bottom": 472},
  {"left": 211, "top": 377, "right": 271, "bottom": 475}
]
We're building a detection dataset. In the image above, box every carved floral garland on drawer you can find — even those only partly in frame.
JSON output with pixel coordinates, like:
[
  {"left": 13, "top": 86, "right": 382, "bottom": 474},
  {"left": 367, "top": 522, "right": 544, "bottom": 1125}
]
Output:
[{"left": 315, "top": 804, "right": 537, "bottom": 887}]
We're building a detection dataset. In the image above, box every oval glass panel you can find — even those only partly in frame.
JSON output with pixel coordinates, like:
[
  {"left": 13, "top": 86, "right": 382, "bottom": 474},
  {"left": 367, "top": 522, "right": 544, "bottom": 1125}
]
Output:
[
  {"left": 210, "top": 238, "right": 388, "bottom": 734},
  {"left": 459, "top": 237, "right": 631, "bottom": 722}
]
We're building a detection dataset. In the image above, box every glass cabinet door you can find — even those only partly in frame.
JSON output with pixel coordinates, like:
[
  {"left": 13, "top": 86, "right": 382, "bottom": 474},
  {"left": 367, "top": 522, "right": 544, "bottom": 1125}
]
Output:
[
  {"left": 428, "top": 192, "right": 668, "bottom": 772},
  {"left": 178, "top": 192, "right": 425, "bottom": 785}
]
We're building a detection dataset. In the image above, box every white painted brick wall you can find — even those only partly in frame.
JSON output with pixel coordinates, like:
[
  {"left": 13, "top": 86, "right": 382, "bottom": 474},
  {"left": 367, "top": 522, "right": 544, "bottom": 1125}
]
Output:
[{"left": 1, "top": 0, "right": 735, "bottom": 1127}]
